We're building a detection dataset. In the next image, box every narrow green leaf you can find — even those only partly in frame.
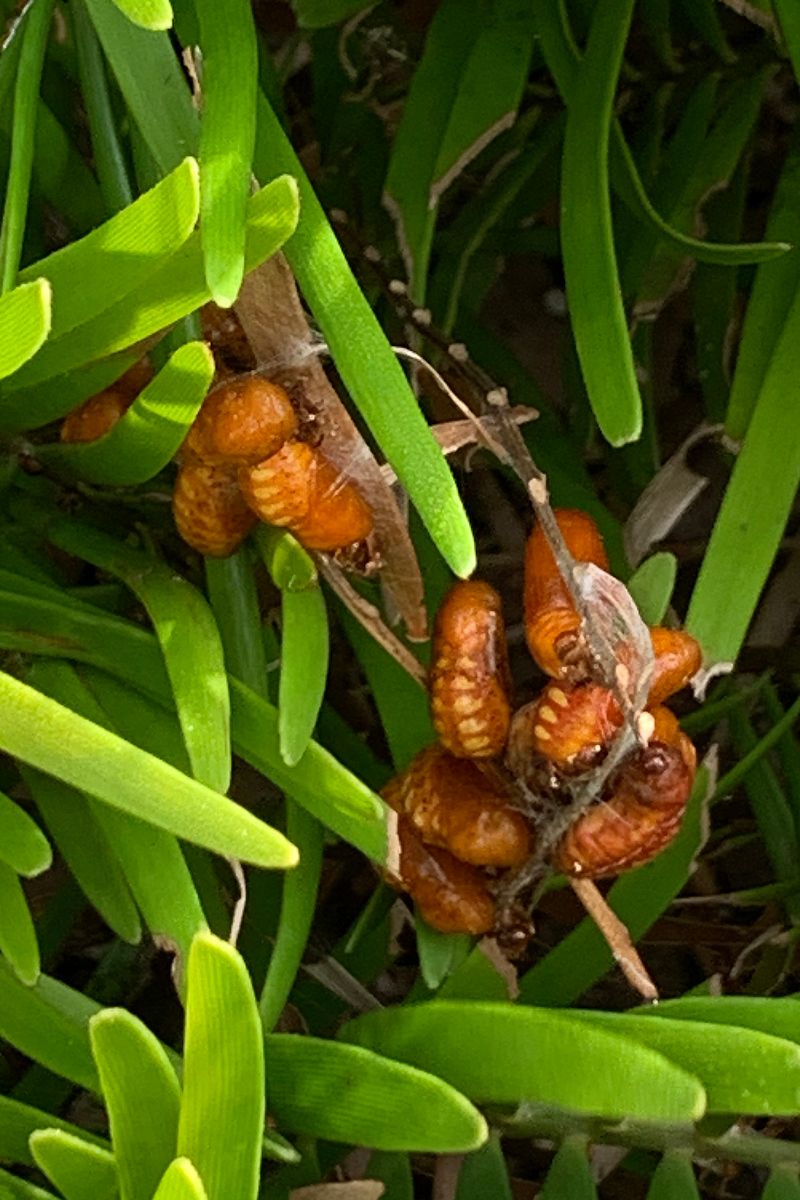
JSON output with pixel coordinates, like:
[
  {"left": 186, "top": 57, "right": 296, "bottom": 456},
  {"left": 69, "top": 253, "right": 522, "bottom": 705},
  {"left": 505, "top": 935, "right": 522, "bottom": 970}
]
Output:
[
  {"left": 763, "top": 1166, "right": 800, "bottom": 1200},
  {"left": 20, "top": 763, "right": 143, "bottom": 945},
  {"left": 37, "top": 341, "right": 214, "bottom": 486},
  {"left": 0, "top": 0, "right": 55, "bottom": 292},
  {"left": 153, "top": 1160, "right": 208, "bottom": 1200},
  {"left": 0, "top": 790, "right": 50, "bottom": 876},
  {"left": 727, "top": 130, "right": 800, "bottom": 440},
  {"left": 627, "top": 553, "right": 677, "bottom": 624},
  {"left": 383, "top": 0, "right": 535, "bottom": 296},
  {"left": 205, "top": 549, "right": 270, "bottom": 695},
  {"left": 0, "top": 279, "right": 50, "bottom": 378},
  {"left": 645, "top": 1150, "right": 699, "bottom": 1199},
  {"left": 45, "top": 519, "right": 230, "bottom": 794},
  {"left": 569, "top": 1011, "right": 800, "bottom": 1114},
  {"left": 0, "top": 1169, "right": 58, "bottom": 1200},
  {"left": 254, "top": 97, "right": 475, "bottom": 577},
  {"left": 29, "top": 1130, "right": 118, "bottom": 1200},
  {"left": 265, "top": 1033, "right": 488, "bottom": 1152},
  {"left": 278, "top": 586, "right": 329, "bottom": 767},
  {"left": 1, "top": 175, "right": 299, "bottom": 394},
  {"left": 560, "top": 0, "right": 641, "bottom": 445},
  {"left": 30, "top": 659, "right": 207, "bottom": 964},
  {"left": 260, "top": 801, "right": 324, "bottom": 1031},
  {"left": 686, "top": 288, "right": 800, "bottom": 664},
  {"left": 257, "top": 527, "right": 317, "bottom": 592},
  {"left": 534, "top": 5, "right": 786, "bottom": 267},
  {"left": 0, "top": 959, "right": 99, "bottom": 1090},
  {"left": 0, "top": 861, "right": 39, "bottom": 984},
  {"left": 109, "top": 0, "right": 173, "bottom": 30},
  {"left": 456, "top": 1133, "right": 512, "bottom": 1200},
  {"left": 0, "top": 1095, "right": 108, "bottom": 1169},
  {"left": 17, "top": 158, "right": 200, "bottom": 341},
  {"left": 340, "top": 1002, "right": 706, "bottom": 1122},
  {"left": 178, "top": 933, "right": 264, "bottom": 1200},
  {"left": 631, "top": 996, "right": 800, "bottom": 1045},
  {"left": 0, "top": 671, "right": 298, "bottom": 869},
  {"left": 0, "top": 574, "right": 388, "bottom": 862},
  {"left": 83, "top": 0, "right": 195, "bottom": 173},
  {"left": 416, "top": 921, "right": 471, "bottom": 991},
  {"left": 90, "top": 1008, "right": 181, "bottom": 1200},
  {"left": 539, "top": 1136, "right": 596, "bottom": 1200},
  {"left": 72, "top": 0, "right": 134, "bottom": 213},
  {"left": 196, "top": 0, "right": 257, "bottom": 305}
]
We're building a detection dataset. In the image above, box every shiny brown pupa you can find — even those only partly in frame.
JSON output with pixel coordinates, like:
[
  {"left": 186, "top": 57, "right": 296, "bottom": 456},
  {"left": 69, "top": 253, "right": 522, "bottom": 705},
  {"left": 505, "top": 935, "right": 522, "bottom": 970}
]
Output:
[
  {"left": 429, "top": 580, "right": 512, "bottom": 759},
  {"left": 172, "top": 461, "right": 258, "bottom": 558},
  {"left": 392, "top": 815, "right": 496, "bottom": 935},
  {"left": 524, "top": 508, "right": 609, "bottom": 679},
  {"left": 239, "top": 440, "right": 373, "bottom": 551},
  {"left": 648, "top": 627, "right": 702, "bottom": 705},
  {"left": 552, "top": 737, "right": 695, "bottom": 879},
  {"left": 186, "top": 374, "right": 298, "bottom": 466},
  {"left": 508, "top": 681, "right": 623, "bottom": 773},
  {"left": 383, "top": 743, "right": 531, "bottom": 868}
]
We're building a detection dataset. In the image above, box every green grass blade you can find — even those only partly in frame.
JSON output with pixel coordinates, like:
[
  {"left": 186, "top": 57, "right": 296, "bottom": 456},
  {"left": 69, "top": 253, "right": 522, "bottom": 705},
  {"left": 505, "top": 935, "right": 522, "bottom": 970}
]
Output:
[
  {"left": 259, "top": 801, "right": 324, "bottom": 1031},
  {"left": 340, "top": 1002, "right": 705, "bottom": 1122},
  {"left": 0, "top": 1169, "right": 58, "bottom": 1199},
  {"left": 764, "top": 1166, "right": 800, "bottom": 1200},
  {"left": 570, "top": 1011, "right": 800, "bottom": 1114},
  {"left": 0, "top": 671, "right": 298, "bottom": 869},
  {"left": 71, "top": 0, "right": 133, "bottom": 213},
  {"left": 0, "top": 174, "right": 299, "bottom": 398},
  {"left": 0, "top": 1095, "right": 108, "bottom": 1169},
  {"left": 366, "top": 1151, "right": 413, "bottom": 1200},
  {"left": 0, "top": 0, "right": 55, "bottom": 292},
  {"left": 518, "top": 767, "right": 709, "bottom": 1005},
  {"left": 205, "top": 549, "right": 270, "bottom": 695},
  {"left": 686, "top": 291, "right": 800, "bottom": 665},
  {"left": 153, "top": 1161, "right": 208, "bottom": 1200},
  {"left": 534, "top": 4, "right": 786, "bottom": 267},
  {"left": 196, "top": 0, "right": 257, "bottom": 305},
  {"left": 37, "top": 340, "right": 214, "bottom": 485},
  {"left": 645, "top": 1151, "right": 700, "bottom": 1199},
  {"left": 264, "top": 1034, "right": 488, "bottom": 1152},
  {"left": 627, "top": 552, "right": 677, "bottom": 624},
  {"left": 456, "top": 1133, "right": 512, "bottom": 1200},
  {"left": 45, "top": 518, "right": 231, "bottom": 794},
  {"left": 17, "top": 157, "right": 199, "bottom": 340},
  {"left": 560, "top": 0, "right": 641, "bottom": 445},
  {"left": 110, "top": 0, "right": 172, "bottom": 30},
  {"left": 0, "top": 279, "right": 50, "bottom": 378},
  {"left": 775, "top": 0, "right": 800, "bottom": 82},
  {"left": 83, "top": 0, "right": 195, "bottom": 174},
  {"left": 0, "top": 790, "right": 50, "bottom": 876},
  {"left": 383, "top": 0, "right": 535, "bottom": 297},
  {"left": 278, "top": 585, "right": 330, "bottom": 767},
  {"left": 20, "top": 763, "right": 143, "bottom": 945},
  {"left": 69, "top": 666, "right": 209, "bottom": 959},
  {"left": 0, "top": 861, "right": 39, "bottom": 984},
  {"left": 28, "top": 1130, "right": 118, "bottom": 1200},
  {"left": 90, "top": 1008, "right": 181, "bottom": 1200},
  {"left": 0, "top": 960, "right": 99, "bottom": 1090},
  {"left": 539, "top": 1136, "right": 596, "bottom": 1200},
  {"left": 177, "top": 933, "right": 264, "bottom": 1200},
  {"left": 229, "top": 679, "right": 388, "bottom": 862},
  {"left": 253, "top": 97, "right": 475, "bottom": 578},
  {"left": 727, "top": 131, "right": 800, "bottom": 440},
  {"left": 0, "top": 572, "right": 388, "bottom": 861}
]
